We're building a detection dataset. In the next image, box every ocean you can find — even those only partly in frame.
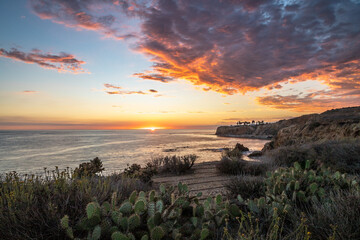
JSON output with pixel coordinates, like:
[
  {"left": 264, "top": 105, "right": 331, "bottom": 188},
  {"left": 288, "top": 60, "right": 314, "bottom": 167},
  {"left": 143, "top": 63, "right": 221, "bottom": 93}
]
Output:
[{"left": 0, "top": 129, "right": 269, "bottom": 175}]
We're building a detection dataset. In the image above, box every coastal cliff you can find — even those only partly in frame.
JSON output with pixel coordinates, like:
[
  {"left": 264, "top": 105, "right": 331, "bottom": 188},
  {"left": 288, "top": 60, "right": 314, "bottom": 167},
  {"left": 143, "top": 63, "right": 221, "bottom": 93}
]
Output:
[
  {"left": 216, "top": 106, "right": 360, "bottom": 151},
  {"left": 269, "top": 107, "right": 360, "bottom": 149},
  {"left": 215, "top": 113, "right": 316, "bottom": 139}
]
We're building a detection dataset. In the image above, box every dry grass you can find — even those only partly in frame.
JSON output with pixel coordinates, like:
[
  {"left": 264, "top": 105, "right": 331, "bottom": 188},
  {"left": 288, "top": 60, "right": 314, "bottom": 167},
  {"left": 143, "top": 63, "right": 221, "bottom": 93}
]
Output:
[
  {"left": 225, "top": 175, "right": 265, "bottom": 199},
  {"left": 289, "top": 190, "right": 360, "bottom": 240},
  {"left": 267, "top": 140, "right": 360, "bottom": 173},
  {"left": 0, "top": 161, "right": 151, "bottom": 239}
]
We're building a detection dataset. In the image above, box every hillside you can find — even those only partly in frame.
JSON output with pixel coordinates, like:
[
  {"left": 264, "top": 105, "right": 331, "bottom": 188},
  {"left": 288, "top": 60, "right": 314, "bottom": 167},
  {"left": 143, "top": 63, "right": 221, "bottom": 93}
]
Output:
[{"left": 216, "top": 106, "right": 360, "bottom": 151}]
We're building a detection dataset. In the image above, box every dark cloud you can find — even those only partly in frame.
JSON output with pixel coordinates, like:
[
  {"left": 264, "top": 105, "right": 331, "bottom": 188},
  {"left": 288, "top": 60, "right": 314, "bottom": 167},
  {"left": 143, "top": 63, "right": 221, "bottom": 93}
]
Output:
[
  {"left": 30, "top": 0, "right": 360, "bottom": 108},
  {"left": 132, "top": 73, "right": 174, "bottom": 82},
  {"left": 0, "top": 48, "right": 87, "bottom": 73},
  {"left": 148, "top": 89, "right": 158, "bottom": 93}
]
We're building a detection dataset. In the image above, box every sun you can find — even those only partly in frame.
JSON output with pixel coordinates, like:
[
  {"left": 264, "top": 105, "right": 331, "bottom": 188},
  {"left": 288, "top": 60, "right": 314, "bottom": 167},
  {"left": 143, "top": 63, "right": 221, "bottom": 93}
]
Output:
[{"left": 139, "top": 126, "right": 163, "bottom": 131}]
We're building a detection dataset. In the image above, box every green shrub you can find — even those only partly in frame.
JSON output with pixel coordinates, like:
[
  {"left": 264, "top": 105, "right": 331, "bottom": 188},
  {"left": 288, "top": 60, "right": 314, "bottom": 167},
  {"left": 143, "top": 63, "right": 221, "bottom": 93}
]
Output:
[
  {"left": 217, "top": 156, "right": 268, "bottom": 175},
  {"left": 225, "top": 175, "right": 265, "bottom": 199},
  {"left": 0, "top": 162, "right": 150, "bottom": 239},
  {"left": 74, "top": 157, "right": 105, "bottom": 177},
  {"left": 151, "top": 154, "right": 198, "bottom": 175},
  {"left": 123, "top": 162, "right": 158, "bottom": 183}
]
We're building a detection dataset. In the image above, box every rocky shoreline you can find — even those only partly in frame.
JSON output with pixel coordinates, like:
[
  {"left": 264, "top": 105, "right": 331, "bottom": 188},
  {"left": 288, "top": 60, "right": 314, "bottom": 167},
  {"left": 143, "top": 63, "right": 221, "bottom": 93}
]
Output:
[{"left": 217, "top": 134, "right": 273, "bottom": 140}]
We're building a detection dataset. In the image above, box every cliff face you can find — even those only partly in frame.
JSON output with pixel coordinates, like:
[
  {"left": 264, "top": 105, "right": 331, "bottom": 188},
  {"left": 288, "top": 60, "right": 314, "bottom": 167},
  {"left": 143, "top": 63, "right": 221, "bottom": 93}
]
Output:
[
  {"left": 215, "top": 114, "right": 316, "bottom": 138},
  {"left": 216, "top": 106, "right": 360, "bottom": 150}
]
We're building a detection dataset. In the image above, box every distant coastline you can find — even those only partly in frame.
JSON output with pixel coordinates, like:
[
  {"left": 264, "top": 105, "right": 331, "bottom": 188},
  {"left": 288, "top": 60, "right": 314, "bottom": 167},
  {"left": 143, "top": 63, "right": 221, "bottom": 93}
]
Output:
[{"left": 216, "top": 106, "right": 360, "bottom": 152}]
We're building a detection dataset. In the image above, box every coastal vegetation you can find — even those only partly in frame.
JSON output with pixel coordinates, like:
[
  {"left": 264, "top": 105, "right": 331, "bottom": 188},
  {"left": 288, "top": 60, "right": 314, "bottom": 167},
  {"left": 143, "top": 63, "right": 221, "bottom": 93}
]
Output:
[
  {"left": 2, "top": 142, "right": 359, "bottom": 239},
  {"left": 267, "top": 140, "right": 360, "bottom": 173},
  {"left": 0, "top": 159, "right": 151, "bottom": 239},
  {"left": 1, "top": 106, "right": 360, "bottom": 239}
]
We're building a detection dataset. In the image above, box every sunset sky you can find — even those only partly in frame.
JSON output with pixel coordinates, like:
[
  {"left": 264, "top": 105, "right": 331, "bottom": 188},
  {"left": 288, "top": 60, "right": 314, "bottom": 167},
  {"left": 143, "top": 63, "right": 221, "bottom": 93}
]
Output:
[{"left": 0, "top": 0, "right": 359, "bottom": 130}]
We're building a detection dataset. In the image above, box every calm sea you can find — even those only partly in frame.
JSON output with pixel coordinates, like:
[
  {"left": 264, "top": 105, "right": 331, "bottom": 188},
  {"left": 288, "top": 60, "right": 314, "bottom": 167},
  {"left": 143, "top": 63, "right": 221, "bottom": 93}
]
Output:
[{"left": 0, "top": 129, "right": 269, "bottom": 174}]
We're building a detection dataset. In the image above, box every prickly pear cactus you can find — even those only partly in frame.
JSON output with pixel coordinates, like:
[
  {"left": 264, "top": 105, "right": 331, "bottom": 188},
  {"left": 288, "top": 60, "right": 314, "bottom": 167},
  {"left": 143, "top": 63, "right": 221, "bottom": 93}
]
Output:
[
  {"left": 151, "top": 226, "right": 165, "bottom": 240},
  {"left": 61, "top": 182, "right": 244, "bottom": 240}
]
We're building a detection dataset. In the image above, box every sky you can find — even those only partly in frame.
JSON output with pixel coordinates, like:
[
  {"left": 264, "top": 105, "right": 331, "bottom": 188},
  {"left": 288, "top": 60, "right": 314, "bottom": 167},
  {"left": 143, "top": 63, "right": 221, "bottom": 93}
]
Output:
[{"left": 0, "top": 0, "right": 359, "bottom": 130}]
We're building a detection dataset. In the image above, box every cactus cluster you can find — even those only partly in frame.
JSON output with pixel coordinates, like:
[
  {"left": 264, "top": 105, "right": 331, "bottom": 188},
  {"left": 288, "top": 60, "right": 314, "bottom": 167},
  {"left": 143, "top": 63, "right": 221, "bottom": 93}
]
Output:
[
  {"left": 60, "top": 160, "right": 359, "bottom": 239},
  {"left": 237, "top": 160, "right": 359, "bottom": 216},
  {"left": 61, "top": 182, "right": 243, "bottom": 240}
]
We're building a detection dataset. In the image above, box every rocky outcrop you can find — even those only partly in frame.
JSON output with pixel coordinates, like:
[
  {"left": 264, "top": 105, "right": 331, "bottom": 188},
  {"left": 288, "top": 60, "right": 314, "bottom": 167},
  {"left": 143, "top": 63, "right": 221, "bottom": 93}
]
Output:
[{"left": 233, "top": 143, "right": 249, "bottom": 152}]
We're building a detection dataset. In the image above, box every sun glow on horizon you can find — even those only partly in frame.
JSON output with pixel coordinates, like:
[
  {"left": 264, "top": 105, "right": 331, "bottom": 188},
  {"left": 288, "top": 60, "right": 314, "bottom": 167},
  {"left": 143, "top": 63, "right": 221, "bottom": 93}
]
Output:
[{"left": 138, "top": 126, "right": 165, "bottom": 131}]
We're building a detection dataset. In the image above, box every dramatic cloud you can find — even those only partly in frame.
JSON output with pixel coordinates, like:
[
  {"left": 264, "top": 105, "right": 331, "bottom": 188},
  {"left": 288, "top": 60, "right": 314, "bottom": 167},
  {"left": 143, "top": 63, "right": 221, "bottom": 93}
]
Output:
[
  {"left": 30, "top": 0, "right": 360, "bottom": 108},
  {"left": 135, "top": 0, "right": 360, "bottom": 95},
  {"left": 0, "top": 48, "right": 87, "bottom": 73}
]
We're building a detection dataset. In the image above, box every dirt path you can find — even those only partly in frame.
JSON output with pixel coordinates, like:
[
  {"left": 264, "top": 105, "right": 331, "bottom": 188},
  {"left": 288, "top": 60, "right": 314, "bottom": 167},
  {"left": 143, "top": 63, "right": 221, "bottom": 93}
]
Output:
[{"left": 152, "top": 161, "right": 232, "bottom": 199}]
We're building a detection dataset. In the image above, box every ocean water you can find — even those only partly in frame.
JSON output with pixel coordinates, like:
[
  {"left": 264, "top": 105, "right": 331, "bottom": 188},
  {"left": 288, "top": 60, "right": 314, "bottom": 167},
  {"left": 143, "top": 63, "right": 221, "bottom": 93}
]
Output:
[{"left": 0, "top": 129, "right": 269, "bottom": 175}]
